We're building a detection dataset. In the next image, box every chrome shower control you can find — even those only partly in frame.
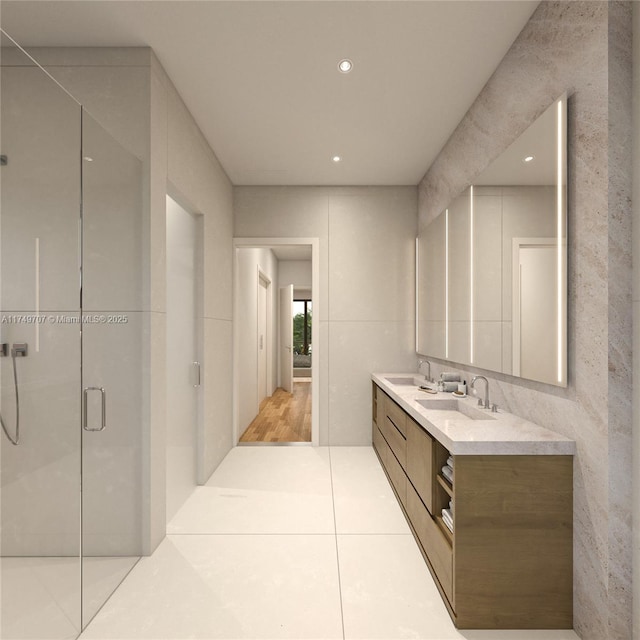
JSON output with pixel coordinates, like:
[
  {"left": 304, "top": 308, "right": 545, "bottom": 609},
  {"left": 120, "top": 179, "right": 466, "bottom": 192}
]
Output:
[{"left": 12, "top": 343, "right": 28, "bottom": 357}]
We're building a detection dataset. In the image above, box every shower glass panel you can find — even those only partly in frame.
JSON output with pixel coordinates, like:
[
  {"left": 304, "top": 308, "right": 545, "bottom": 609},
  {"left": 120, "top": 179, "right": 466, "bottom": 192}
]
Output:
[
  {"left": 80, "top": 113, "right": 142, "bottom": 625},
  {"left": 0, "top": 31, "right": 82, "bottom": 640},
  {"left": 1, "top": 33, "right": 144, "bottom": 637}
]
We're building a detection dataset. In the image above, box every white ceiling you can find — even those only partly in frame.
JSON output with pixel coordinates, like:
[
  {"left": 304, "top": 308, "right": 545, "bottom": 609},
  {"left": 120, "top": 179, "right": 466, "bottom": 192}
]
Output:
[{"left": 2, "top": 1, "right": 539, "bottom": 186}]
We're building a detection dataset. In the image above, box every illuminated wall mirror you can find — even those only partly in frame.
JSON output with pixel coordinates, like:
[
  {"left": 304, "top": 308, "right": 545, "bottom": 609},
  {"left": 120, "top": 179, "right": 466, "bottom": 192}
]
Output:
[{"left": 417, "top": 94, "right": 567, "bottom": 387}]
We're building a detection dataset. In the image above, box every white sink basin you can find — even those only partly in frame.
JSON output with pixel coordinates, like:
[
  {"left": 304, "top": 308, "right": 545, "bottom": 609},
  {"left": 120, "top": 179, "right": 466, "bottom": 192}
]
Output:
[
  {"left": 416, "top": 398, "right": 496, "bottom": 421},
  {"left": 384, "top": 376, "right": 426, "bottom": 387}
]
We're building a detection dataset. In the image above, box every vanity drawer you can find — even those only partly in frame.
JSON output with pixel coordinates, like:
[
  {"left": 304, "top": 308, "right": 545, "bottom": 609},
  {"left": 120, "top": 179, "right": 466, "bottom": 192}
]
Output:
[
  {"left": 381, "top": 396, "right": 407, "bottom": 468},
  {"left": 406, "top": 416, "right": 434, "bottom": 514},
  {"left": 384, "top": 395, "right": 407, "bottom": 437},
  {"left": 374, "top": 424, "right": 406, "bottom": 507},
  {"left": 382, "top": 415, "right": 407, "bottom": 469},
  {"left": 384, "top": 436, "right": 407, "bottom": 507},
  {"left": 372, "top": 423, "right": 386, "bottom": 462},
  {"left": 407, "top": 483, "right": 453, "bottom": 605}
]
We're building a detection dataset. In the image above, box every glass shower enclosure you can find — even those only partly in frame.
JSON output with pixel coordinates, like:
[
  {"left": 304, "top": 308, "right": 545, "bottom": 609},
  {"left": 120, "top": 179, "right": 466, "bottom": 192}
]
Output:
[{"left": 0, "top": 32, "right": 143, "bottom": 638}]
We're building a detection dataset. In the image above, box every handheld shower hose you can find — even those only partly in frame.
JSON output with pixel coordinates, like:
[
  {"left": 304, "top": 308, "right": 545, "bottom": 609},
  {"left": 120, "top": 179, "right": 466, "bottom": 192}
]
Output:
[{"left": 0, "top": 343, "right": 27, "bottom": 446}]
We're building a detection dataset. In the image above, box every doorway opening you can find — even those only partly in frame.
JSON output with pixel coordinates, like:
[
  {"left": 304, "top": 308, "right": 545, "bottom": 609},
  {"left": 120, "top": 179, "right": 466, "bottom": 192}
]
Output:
[{"left": 233, "top": 238, "right": 319, "bottom": 445}]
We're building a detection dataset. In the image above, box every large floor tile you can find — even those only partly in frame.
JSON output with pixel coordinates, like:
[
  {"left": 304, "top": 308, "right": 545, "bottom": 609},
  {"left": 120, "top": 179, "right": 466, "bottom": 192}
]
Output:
[
  {"left": 338, "top": 534, "right": 459, "bottom": 640},
  {"left": 82, "top": 556, "right": 140, "bottom": 626},
  {"left": 0, "top": 557, "right": 81, "bottom": 640},
  {"left": 338, "top": 534, "right": 579, "bottom": 640},
  {"left": 168, "top": 447, "right": 334, "bottom": 534},
  {"left": 462, "top": 631, "right": 579, "bottom": 639},
  {"left": 330, "top": 447, "right": 410, "bottom": 534},
  {"left": 80, "top": 534, "right": 343, "bottom": 640}
]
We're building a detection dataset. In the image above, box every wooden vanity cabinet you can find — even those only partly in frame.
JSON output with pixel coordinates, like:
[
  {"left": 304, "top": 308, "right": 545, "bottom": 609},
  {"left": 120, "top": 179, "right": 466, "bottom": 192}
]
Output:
[
  {"left": 406, "top": 416, "right": 434, "bottom": 514},
  {"left": 371, "top": 383, "right": 573, "bottom": 630},
  {"left": 372, "top": 386, "right": 407, "bottom": 506}
]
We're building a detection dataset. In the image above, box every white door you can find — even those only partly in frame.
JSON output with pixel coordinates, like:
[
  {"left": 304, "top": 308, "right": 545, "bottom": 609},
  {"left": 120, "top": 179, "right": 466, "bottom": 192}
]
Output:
[
  {"left": 257, "top": 275, "right": 268, "bottom": 406},
  {"left": 279, "top": 284, "right": 293, "bottom": 393},
  {"left": 166, "top": 195, "right": 198, "bottom": 523},
  {"left": 514, "top": 242, "right": 556, "bottom": 384}
]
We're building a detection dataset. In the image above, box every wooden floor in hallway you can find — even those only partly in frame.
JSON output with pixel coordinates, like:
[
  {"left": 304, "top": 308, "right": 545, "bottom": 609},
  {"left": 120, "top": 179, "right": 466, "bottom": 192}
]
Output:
[{"left": 239, "top": 380, "right": 311, "bottom": 443}]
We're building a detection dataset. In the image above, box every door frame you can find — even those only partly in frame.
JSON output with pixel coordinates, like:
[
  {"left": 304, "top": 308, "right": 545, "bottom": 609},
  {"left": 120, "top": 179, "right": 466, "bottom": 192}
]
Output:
[
  {"left": 278, "top": 283, "right": 294, "bottom": 393},
  {"left": 166, "top": 188, "right": 205, "bottom": 484},
  {"left": 257, "top": 269, "right": 272, "bottom": 408},
  {"left": 233, "top": 237, "right": 320, "bottom": 446}
]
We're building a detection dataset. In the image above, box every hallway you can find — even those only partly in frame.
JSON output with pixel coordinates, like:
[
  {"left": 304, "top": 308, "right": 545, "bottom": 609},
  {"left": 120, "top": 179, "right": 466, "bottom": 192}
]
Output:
[
  {"left": 79, "top": 447, "right": 578, "bottom": 640},
  {"left": 239, "top": 380, "right": 312, "bottom": 443}
]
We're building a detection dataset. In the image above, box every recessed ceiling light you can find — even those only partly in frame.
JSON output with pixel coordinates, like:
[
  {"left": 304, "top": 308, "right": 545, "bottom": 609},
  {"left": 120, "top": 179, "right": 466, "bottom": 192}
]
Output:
[
  {"left": 338, "top": 59, "right": 353, "bottom": 73},
  {"left": 332, "top": 156, "right": 342, "bottom": 163},
  {"left": 523, "top": 155, "right": 535, "bottom": 163}
]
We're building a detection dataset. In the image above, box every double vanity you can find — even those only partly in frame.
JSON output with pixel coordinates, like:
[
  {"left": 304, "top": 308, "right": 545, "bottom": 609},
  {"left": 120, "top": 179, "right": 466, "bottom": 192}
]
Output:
[{"left": 371, "top": 373, "right": 575, "bottom": 629}]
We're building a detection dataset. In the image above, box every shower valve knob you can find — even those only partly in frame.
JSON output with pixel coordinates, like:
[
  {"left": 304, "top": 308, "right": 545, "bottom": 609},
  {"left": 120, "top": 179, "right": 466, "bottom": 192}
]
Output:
[{"left": 12, "top": 343, "right": 28, "bottom": 357}]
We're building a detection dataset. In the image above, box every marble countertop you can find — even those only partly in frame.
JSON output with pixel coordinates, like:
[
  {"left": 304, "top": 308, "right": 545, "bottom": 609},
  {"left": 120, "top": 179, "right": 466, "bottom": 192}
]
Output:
[{"left": 372, "top": 373, "right": 576, "bottom": 456}]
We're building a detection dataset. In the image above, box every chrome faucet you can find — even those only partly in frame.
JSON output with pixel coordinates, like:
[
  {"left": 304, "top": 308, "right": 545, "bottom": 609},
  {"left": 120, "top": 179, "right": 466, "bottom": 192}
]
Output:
[
  {"left": 470, "top": 375, "right": 490, "bottom": 409},
  {"left": 418, "top": 359, "right": 432, "bottom": 383}
]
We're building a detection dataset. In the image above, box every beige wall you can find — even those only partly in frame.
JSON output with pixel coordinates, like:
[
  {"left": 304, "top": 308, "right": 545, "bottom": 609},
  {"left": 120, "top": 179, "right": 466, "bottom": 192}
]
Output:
[
  {"left": 234, "top": 186, "right": 417, "bottom": 445},
  {"left": 418, "top": 3, "right": 632, "bottom": 638}
]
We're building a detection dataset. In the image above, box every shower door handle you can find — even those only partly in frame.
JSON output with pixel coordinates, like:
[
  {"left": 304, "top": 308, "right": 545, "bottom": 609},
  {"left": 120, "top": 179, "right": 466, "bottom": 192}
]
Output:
[{"left": 83, "top": 387, "right": 106, "bottom": 432}]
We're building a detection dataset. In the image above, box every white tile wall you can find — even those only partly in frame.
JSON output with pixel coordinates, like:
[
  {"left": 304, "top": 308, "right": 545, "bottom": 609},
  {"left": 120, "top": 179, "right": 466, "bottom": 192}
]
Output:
[{"left": 328, "top": 321, "right": 414, "bottom": 445}]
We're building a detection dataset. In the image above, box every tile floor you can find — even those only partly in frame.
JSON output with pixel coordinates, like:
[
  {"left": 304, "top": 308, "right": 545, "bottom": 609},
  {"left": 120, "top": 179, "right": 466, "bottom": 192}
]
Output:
[
  {"left": 79, "top": 447, "right": 580, "bottom": 640},
  {"left": 0, "top": 555, "right": 138, "bottom": 639}
]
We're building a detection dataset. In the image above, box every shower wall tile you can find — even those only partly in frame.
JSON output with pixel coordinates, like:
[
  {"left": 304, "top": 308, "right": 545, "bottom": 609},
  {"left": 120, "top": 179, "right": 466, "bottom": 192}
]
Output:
[
  {"left": 417, "top": 3, "right": 631, "bottom": 637},
  {"left": 39, "top": 62, "right": 150, "bottom": 163},
  {"left": 0, "top": 67, "right": 82, "bottom": 313},
  {"left": 0, "top": 318, "right": 81, "bottom": 556},
  {"left": 82, "top": 114, "right": 144, "bottom": 313}
]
